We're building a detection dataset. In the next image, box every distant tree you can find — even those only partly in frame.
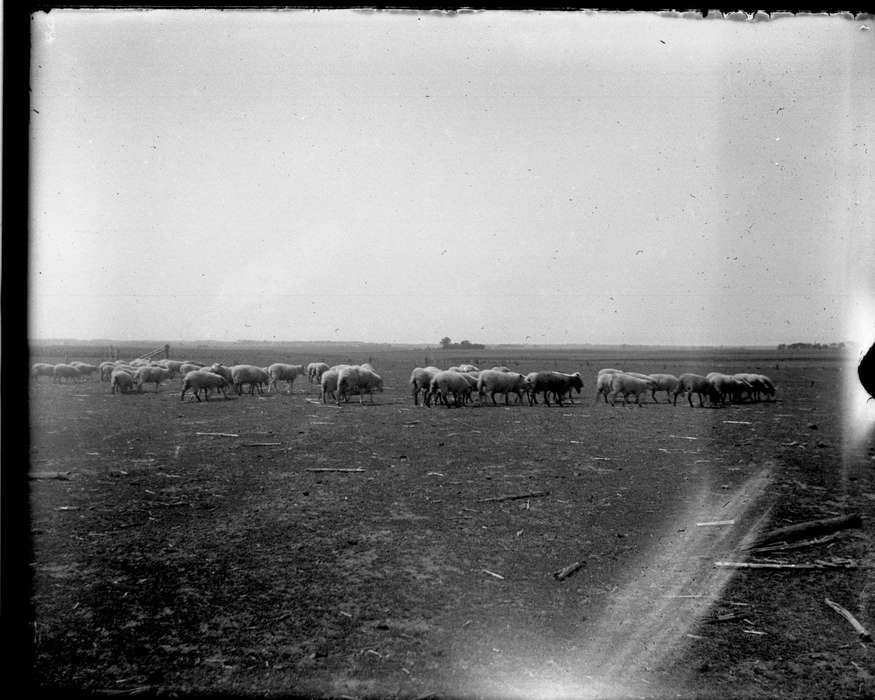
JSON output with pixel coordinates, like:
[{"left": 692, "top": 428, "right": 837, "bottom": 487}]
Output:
[{"left": 440, "top": 337, "right": 452, "bottom": 348}]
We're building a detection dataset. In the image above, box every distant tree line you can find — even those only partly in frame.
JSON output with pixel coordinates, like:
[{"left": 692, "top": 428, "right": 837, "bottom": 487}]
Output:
[
  {"left": 440, "top": 337, "right": 486, "bottom": 351},
  {"left": 776, "top": 342, "right": 847, "bottom": 351}
]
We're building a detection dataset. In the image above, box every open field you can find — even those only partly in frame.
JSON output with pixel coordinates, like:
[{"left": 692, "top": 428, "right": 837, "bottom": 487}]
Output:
[{"left": 24, "top": 345, "right": 874, "bottom": 698}]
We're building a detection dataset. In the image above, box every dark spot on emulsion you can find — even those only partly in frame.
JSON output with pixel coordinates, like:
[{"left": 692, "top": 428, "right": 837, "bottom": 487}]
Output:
[{"left": 859, "top": 341, "right": 875, "bottom": 400}]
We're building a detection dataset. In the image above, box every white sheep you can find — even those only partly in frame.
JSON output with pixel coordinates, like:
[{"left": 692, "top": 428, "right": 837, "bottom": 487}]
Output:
[
  {"left": 594, "top": 372, "right": 615, "bottom": 404},
  {"left": 674, "top": 373, "right": 722, "bottom": 407},
  {"left": 229, "top": 365, "right": 270, "bottom": 395},
  {"left": 608, "top": 374, "right": 655, "bottom": 406},
  {"left": 110, "top": 368, "right": 136, "bottom": 394},
  {"left": 706, "top": 372, "right": 751, "bottom": 405},
  {"left": 307, "top": 362, "right": 330, "bottom": 384},
  {"left": 180, "top": 370, "right": 229, "bottom": 402},
  {"left": 71, "top": 361, "right": 99, "bottom": 379},
  {"left": 320, "top": 367, "right": 343, "bottom": 404},
  {"left": 99, "top": 361, "right": 117, "bottom": 382},
  {"left": 134, "top": 366, "right": 172, "bottom": 392},
  {"left": 597, "top": 368, "right": 625, "bottom": 376},
  {"left": 648, "top": 373, "right": 680, "bottom": 404},
  {"left": 477, "top": 370, "right": 530, "bottom": 406},
  {"left": 428, "top": 370, "right": 472, "bottom": 408},
  {"left": 267, "top": 363, "right": 306, "bottom": 394},
  {"left": 409, "top": 366, "right": 442, "bottom": 406},
  {"left": 337, "top": 365, "right": 384, "bottom": 405},
  {"left": 31, "top": 363, "right": 56, "bottom": 381},
  {"left": 52, "top": 363, "right": 82, "bottom": 383}
]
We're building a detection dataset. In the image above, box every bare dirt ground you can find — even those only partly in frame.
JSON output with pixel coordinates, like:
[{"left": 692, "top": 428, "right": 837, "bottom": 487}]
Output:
[{"left": 22, "top": 347, "right": 875, "bottom": 698}]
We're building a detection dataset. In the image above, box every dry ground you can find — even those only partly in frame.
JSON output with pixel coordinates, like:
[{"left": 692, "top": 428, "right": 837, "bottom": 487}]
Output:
[{"left": 23, "top": 347, "right": 874, "bottom": 698}]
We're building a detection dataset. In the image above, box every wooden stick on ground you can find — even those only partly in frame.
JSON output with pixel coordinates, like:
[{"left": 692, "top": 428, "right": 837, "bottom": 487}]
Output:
[
  {"left": 305, "top": 468, "right": 365, "bottom": 473},
  {"left": 477, "top": 490, "right": 549, "bottom": 503},
  {"left": 194, "top": 432, "right": 239, "bottom": 438},
  {"left": 747, "top": 513, "right": 862, "bottom": 549},
  {"left": 240, "top": 442, "right": 282, "bottom": 446},
  {"left": 552, "top": 561, "right": 585, "bottom": 581},
  {"left": 824, "top": 598, "right": 872, "bottom": 641},
  {"left": 715, "top": 560, "right": 857, "bottom": 570}
]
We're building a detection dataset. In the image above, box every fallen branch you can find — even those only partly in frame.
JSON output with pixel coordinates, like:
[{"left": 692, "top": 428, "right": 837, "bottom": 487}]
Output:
[
  {"left": 481, "top": 569, "right": 505, "bottom": 580},
  {"left": 30, "top": 471, "right": 72, "bottom": 480},
  {"left": 824, "top": 598, "right": 872, "bottom": 641},
  {"left": 240, "top": 442, "right": 282, "bottom": 447},
  {"left": 305, "top": 468, "right": 365, "bottom": 473},
  {"left": 194, "top": 432, "right": 239, "bottom": 438},
  {"left": 715, "top": 560, "right": 857, "bottom": 570},
  {"left": 746, "top": 533, "right": 842, "bottom": 554},
  {"left": 477, "top": 490, "right": 549, "bottom": 503},
  {"left": 697, "top": 520, "right": 736, "bottom": 527},
  {"left": 748, "top": 513, "right": 862, "bottom": 549},
  {"left": 552, "top": 561, "right": 585, "bottom": 581}
]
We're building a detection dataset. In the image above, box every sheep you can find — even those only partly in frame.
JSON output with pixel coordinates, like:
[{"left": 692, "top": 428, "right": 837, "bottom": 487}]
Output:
[
  {"left": 52, "top": 363, "right": 83, "bottom": 383},
  {"left": 337, "top": 365, "right": 384, "bottom": 405},
  {"left": 98, "top": 361, "right": 117, "bottom": 382},
  {"left": 162, "top": 360, "right": 186, "bottom": 378},
  {"left": 608, "top": 374, "right": 655, "bottom": 407},
  {"left": 597, "top": 368, "right": 625, "bottom": 376},
  {"left": 178, "top": 362, "right": 203, "bottom": 376},
  {"left": 31, "top": 363, "right": 56, "bottom": 381},
  {"left": 490, "top": 366, "right": 512, "bottom": 372},
  {"left": 733, "top": 373, "right": 776, "bottom": 402},
  {"left": 457, "top": 364, "right": 479, "bottom": 373},
  {"left": 307, "top": 362, "right": 330, "bottom": 384},
  {"left": 229, "top": 365, "right": 270, "bottom": 395},
  {"left": 706, "top": 372, "right": 752, "bottom": 405},
  {"left": 134, "top": 366, "right": 172, "bottom": 393},
  {"left": 71, "top": 362, "right": 99, "bottom": 379},
  {"left": 320, "top": 368, "right": 342, "bottom": 403},
  {"left": 267, "top": 363, "right": 305, "bottom": 394},
  {"left": 477, "top": 370, "right": 530, "bottom": 406},
  {"left": 648, "top": 373, "right": 680, "bottom": 404},
  {"left": 180, "top": 370, "right": 229, "bottom": 402},
  {"left": 594, "top": 372, "right": 615, "bottom": 404},
  {"left": 674, "top": 373, "right": 723, "bottom": 407},
  {"left": 429, "top": 370, "right": 473, "bottom": 408},
  {"left": 410, "top": 366, "right": 442, "bottom": 406},
  {"left": 110, "top": 368, "right": 136, "bottom": 394},
  {"left": 527, "top": 371, "right": 584, "bottom": 407}
]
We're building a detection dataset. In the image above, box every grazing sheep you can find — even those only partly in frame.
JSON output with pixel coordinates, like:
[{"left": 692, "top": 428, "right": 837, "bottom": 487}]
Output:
[
  {"left": 180, "top": 370, "right": 229, "bottom": 402},
  {"left": 267, "top": 363, "right": 305, "bottom": 393},
  {"left": 162, "top": 360, "right": 186, "bottom": 378},
  {"left": 32, "top": 363, "right": 56, "bottom": 381},
  {"left": 178, "top": 362, "right": 203, "bottom": 376},
  {"left": 320, "top": 365, "right": 351, "bottom": 403},
  {"left": 457, "top": 364, "right": 479, "bottom": 373},
  {"left": 409, "top": 366, "right": 442, "bottom": 406},
  {"left": 71, "top": 362, "right": 99, "bottom": 379},
  {"left": 307, "top": 362, "right": 330, "bottom": 384},
  {"left": 99, "top": 361, "right": 117, "bottom": 382},
  {"left": 429, "top": 370, "right": 473, "bottom": 408},
  {"left": 134, "top": 366, "right": 172, "bottom": 393},
  {"left": 733, "top": 373, "right": 776, "bottom": 402},
  {"left": 706, "top": 372, "right": 751, "bottom": 405},
  {"left": 110, "top": 369, "right": 135, "bottom": 394},
  {"left": 598, "top": 368, "right": 625, "bottom": 376},
  {"left": 608, "top": 374, "right": 655, "bottom": 406},
  {"left": 490, "top": 366, "right": 512, "bottom": 372},
  {"left": 52, "top": 364, "right": 83, "bottom": 383},
  {"left": 527, "top": 371, "right": 584, "bottom": 407},
  {"left": 594, "top": 372, "right": 615, "bottom": 404},
  {"left": 229, "top": 365, "right": 270, "bottom": 395},
  {"left": 337, "top": 365, "right": 384, "bottom": 405},
  {"left": 477, "top": 370, "right": 530, "bottom": 406},
  {"left": 648, "top": 373, "right": 680, "bottom": 403},
  {"left": 674, "top": 373, "right": 722, "bottom": 407}
]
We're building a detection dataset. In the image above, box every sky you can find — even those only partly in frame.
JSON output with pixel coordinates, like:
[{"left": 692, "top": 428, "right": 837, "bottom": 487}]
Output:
[{"left": 29, "top": 10, "right": 875, "bottom": 347}]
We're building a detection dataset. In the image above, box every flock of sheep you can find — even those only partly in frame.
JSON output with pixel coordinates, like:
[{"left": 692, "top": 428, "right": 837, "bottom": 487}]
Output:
[
  {"left": 30, "top": 358, "right": 776, "bottom": 409},
  {"left": 407, "top": 365, "right": 775, "bottom": 408}
]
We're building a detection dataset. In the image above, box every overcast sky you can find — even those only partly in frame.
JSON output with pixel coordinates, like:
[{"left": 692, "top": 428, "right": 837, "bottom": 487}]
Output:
[{"left": 29, "top": 10, "right": 874, "bottom": 346}]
